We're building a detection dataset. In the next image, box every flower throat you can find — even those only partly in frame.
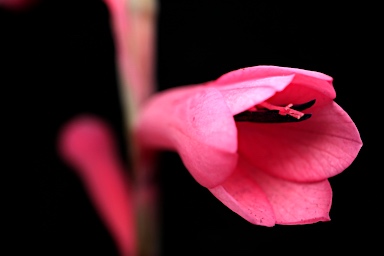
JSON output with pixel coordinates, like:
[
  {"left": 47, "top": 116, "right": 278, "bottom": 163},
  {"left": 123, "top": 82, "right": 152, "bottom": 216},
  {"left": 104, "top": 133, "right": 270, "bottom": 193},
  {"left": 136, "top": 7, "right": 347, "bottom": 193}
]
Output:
[{"left": 234, "top": 99, "right": 316, "bottom": 123}]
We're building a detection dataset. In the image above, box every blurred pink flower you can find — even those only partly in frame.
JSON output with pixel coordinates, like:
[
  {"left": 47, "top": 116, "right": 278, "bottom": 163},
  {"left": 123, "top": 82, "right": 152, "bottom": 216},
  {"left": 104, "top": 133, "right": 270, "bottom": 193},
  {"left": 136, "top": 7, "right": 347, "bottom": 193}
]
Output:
[
  {"left": 0, "top": 0, "right": 38, "bottom": 10},
  {"left": 57, "top": 1, "right": 158, "bottom": 255},
  {"left": 104, "top": 0, "right": 157, "bottom": 113},
  {"left": 135, "top": 65, "right": 362, "bottom": 226},
  {"left": 58, "top": 116, "right": 136, "bottom": 256}
]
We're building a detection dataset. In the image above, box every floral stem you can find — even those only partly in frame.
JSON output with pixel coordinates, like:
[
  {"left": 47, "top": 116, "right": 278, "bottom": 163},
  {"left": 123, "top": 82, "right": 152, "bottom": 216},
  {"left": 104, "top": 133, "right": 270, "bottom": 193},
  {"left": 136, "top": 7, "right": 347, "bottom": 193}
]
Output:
[{"left": 106, "top": 0, "right": 158, "bottom": 255}]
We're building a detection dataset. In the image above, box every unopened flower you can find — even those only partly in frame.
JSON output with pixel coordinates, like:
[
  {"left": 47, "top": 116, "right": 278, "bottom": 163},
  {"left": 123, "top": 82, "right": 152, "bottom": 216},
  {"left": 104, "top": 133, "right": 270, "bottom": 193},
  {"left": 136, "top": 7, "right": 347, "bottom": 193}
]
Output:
[
  {"left": 58, "top": 116, "right": 137, "bottom": 256},
  {"left": 135, "top": 65, "right": 362, "bottom": 226}
]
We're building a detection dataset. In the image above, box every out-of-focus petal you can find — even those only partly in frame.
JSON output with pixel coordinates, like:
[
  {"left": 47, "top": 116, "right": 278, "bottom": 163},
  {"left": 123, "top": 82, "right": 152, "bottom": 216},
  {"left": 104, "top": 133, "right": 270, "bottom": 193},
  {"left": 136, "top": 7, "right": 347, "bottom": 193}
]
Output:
[
  {"left": 0, "top": 0, "right": 38, "bottom": 10},
  {"left": 238, "top": 101, "right": 362, "bottom": 182},
  {"left": 58, "top": 115, "right": 136, "bottom": 256},
  {"left": 104, "top": 0, "right": 156, "bottom": 110},
  {"left": 136, "top": 86, "right": 238, "bottom": 188}
]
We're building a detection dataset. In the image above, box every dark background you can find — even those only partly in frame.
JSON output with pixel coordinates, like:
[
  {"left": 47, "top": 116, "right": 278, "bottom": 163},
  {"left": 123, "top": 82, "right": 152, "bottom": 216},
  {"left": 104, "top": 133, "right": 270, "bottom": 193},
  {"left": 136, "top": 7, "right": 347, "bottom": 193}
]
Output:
[{"left": 1, "top": 0, "right": 379, "bottom": 255}]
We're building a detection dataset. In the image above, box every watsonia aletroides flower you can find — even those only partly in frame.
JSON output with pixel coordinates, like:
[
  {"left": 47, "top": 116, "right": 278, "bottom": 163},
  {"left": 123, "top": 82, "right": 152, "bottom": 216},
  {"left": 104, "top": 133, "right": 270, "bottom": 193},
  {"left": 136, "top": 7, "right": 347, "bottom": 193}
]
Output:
[{"left": 134, "top": 65, "right": 362, "bottom": 226}]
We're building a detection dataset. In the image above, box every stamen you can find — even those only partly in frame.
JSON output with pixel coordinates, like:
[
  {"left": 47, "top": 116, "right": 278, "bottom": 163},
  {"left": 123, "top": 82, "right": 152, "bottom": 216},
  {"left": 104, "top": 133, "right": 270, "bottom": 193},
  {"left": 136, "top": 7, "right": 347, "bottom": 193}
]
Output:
[
  {"left": 257, "top": 102, "right": 305, "bottom": 119},
  {"left": 234, "top": 99, "right": 316, "bottom": 123},
  {"left": 234, "top": 111, "right": 312, "bottom": 123}
]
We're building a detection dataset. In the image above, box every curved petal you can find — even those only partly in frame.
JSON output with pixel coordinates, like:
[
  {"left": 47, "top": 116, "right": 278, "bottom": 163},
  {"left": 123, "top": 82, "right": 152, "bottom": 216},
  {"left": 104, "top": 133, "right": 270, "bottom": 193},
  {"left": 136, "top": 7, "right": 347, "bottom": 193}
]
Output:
[
  {"left": 176, "top": 132, "right": 238, "bottom": 188},
  {"left": 209, "top": 159, "right": 276, "bottom": 226},
  {"left": 211, "top": 75, "right": 295, "bottom": 115},
  {"left": 214, "top": 65, "right": 336, "bottom": 107},
  {"left": 136, "top": 86, "right": 238, "bottom": 188},
  {"left": 242, "top": 159, "right": 332, "bottom": 225},
  {"left": 267, "top": 79, "right": 335, "bottom": 109},
  {"left": 237, "top": 101, "right": 362, "bottom": 182},
  {"left": 58, "top": 116, "right": 136, "bottom": 256},
  {"left": 215, "top": 65, "right": 333, "bottom": 87}
]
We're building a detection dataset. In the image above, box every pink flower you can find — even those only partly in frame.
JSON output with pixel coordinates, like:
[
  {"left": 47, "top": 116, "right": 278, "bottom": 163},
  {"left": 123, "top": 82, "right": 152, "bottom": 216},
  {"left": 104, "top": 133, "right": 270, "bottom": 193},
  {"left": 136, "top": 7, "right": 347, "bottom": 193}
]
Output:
[
  {"left": 58, "top": 116, "right": 137, "bottom": 256},
  {"left": 135, "top": 65, "right": 362, "bottom": 226}
]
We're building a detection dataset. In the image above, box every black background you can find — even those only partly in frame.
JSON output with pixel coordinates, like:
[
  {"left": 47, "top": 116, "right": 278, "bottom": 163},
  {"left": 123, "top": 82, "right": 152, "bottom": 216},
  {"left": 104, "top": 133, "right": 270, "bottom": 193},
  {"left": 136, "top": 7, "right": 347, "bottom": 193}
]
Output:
[{"left": 1, "top": 0, "right": 379, "bottom": 255}]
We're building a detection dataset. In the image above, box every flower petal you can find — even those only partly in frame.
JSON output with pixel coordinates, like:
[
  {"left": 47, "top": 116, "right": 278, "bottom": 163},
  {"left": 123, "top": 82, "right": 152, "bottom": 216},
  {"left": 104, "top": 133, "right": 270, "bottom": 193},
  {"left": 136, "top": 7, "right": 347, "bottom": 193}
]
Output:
[
  {"left": 58, "top": 115, "right": 136, "bottom": 256},
  {"left": 176, "top": 131, "right": 239, "bottom": 188},
  {"left": 209, "top": 159, "right": 276, "bottom": 226},
  {"left": 215, "top": 65, "right": 333, "bottom": 87},
  {"left": 237, "top": 101, "right": 362, "bottom": 182},
  {"left": 211, "top": 75, "right": 295, "bottom": 115},
  {"left": 243, "top": 159, "right": 332, "bottom": 225},
  {"left": 136, "top": 86, "right": 238, "bottom": 188},
  {"left": 214, "top": 65, "right": 336, "bottom": 108},
  {"left": 210, "top": 157, "right": 332, "bottom": 226}
]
